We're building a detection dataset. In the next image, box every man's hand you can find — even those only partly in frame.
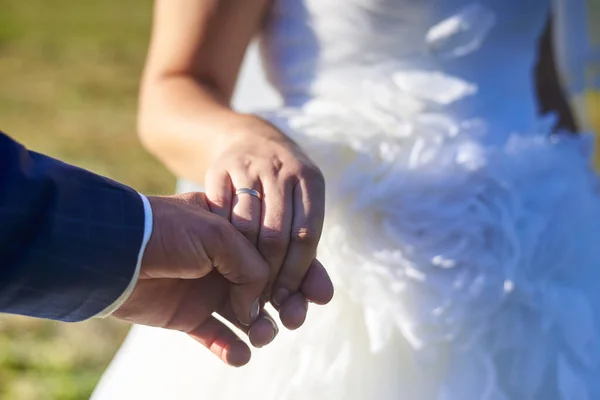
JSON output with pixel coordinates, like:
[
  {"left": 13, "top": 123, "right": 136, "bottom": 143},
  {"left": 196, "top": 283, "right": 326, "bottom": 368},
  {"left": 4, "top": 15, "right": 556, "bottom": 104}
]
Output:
[
  {"left": 112, "top": 192, "right": 333, "bottom": 367},
  {"left": 112, "top": 193, "right": 277, "bottom": 367}
]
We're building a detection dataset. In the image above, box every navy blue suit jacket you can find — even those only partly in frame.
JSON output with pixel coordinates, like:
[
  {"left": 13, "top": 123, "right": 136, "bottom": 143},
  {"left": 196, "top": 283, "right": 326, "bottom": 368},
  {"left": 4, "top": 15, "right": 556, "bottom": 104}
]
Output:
[{"left": 0, "top": 131, "right": 145, "bottom": 322}]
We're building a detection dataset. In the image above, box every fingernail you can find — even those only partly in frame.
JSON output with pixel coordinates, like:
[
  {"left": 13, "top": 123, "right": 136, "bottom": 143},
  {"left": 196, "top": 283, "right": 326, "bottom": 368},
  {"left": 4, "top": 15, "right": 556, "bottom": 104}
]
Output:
[
  {"left": 273, "top": 288, "right": 290, "bottom": 306},
  {"left": 250, "top": 299, "right": 260, "bottom": 322},
  {"left": 265, "top": 315, "right": 279, "bottom": 345}
]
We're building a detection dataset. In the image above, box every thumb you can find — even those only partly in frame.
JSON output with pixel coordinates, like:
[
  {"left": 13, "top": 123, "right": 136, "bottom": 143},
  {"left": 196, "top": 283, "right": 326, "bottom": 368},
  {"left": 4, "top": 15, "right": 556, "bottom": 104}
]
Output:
[{"left": 209, "top": 222, "right": 270, "bottom": 326}]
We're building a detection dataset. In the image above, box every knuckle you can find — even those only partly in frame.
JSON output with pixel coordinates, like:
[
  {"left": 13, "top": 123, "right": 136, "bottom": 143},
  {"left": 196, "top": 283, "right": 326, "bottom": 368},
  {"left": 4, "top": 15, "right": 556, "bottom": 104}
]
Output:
[
  {"left": 258, "top": 158, "right": 283, "bottom": 178},
  {"left": 270, "top": 158, "right": 285, "bottom": 175},
  {"left": 259, "top": 230, "right": 289, "bottom": 252},
  {"left": 233, "top": 220, "right": 259, "bottom": 239},
  {"left": 240, "top": 157, "right": 254, "bottom": 170},
  {"left": 291, "top": 227, "right": 320, "bottom": 247}
]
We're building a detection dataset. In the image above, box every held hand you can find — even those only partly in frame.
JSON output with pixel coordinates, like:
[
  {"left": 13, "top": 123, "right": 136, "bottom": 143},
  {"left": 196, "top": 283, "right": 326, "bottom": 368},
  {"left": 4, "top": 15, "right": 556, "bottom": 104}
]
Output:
[
  {"left": 112, "top": 193, "right": 278, "bottom": 367},
  {"left": 205, "top": 116, "right": 333, "bottom": 329}
]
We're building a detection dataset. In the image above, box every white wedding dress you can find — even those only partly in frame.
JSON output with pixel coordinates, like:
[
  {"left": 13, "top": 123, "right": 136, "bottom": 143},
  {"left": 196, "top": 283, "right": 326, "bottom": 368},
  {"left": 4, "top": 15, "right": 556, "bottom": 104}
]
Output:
[{"left": 93, "top": 1, "right": 600, "bottom": 399}]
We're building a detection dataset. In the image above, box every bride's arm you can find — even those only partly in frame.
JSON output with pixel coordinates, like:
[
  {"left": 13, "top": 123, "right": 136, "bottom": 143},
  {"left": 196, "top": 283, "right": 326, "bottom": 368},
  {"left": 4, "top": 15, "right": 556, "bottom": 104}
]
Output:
[
  {"left": 138, "top": 0, "right": 270, "bottom": 180},
  {"left": 139, "top": 0, "right": 332, "bottom": 330}
]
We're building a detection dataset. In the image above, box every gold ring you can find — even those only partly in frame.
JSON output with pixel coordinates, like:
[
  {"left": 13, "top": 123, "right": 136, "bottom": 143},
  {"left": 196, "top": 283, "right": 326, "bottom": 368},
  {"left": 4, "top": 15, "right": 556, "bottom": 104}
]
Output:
[{"left": 235, "top": 188, "right": 262, "bottom": 200}]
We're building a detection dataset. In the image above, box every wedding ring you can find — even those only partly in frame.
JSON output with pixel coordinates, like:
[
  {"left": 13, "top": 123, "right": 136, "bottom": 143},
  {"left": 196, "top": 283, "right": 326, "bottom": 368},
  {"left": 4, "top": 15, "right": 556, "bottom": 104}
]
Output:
[{"left": 235, "top": 188, "right": 262, "bottom": 200}]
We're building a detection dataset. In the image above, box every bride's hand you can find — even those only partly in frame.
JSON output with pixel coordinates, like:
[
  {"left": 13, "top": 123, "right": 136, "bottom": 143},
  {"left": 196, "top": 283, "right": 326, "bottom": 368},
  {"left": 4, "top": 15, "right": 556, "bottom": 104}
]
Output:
[{"left": 205, "top": 116, "right": 333, "bottom": 329}]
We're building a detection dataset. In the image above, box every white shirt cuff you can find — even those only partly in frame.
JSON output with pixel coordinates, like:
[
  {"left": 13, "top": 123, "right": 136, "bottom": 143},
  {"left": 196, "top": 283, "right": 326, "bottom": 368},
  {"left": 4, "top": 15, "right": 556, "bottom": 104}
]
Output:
[{"left": 94, "top": 193, "right": 153, "bottom": 318}]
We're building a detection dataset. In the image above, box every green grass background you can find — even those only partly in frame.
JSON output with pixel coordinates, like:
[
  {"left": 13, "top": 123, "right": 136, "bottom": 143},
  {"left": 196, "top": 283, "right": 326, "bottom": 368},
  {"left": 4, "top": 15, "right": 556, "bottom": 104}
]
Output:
[{"left": 0, "top": 1, "right": 174, "bottom": 398}]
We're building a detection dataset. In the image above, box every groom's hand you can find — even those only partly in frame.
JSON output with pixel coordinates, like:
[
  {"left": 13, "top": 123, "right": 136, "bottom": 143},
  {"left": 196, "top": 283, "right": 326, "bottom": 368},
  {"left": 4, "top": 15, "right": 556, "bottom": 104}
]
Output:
[{"left": 112, "top": 192, "right": 278, "bottom": 366}]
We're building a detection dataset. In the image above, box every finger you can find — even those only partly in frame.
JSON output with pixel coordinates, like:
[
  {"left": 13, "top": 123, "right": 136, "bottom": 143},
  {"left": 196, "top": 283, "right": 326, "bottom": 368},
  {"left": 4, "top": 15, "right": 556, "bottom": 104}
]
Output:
[
  {"left": 211, "top": 223, "right": 270, "bottom": 326},
  {"left": 217, "top": 302, "right": 279, "bottom": 348},
  {"left": 230, "top": 171, "right": 263, "bottom": 246},
  {"left": 205, "top": 169, "right": 233, "bottom": 220},
  {"left": 272, "top": 177, "right": 325, "bottom": 306},
  {"left": 187, "top": 315, "right": 251, "bottom": 367},
  {"left": 248, "top": 313, "right": 278, "bottom": 348},
  {"left": 258, "top": 176, "right": 293, "bottom": 294},
  {"left": 300, "top": 259, "right": 334, "bottom": 305},
  {"left": 115, "top": 273, "right": 226, "bottom": 328},
  {"left": 279, "top": 292, "right": 309, "bottom": 330}
]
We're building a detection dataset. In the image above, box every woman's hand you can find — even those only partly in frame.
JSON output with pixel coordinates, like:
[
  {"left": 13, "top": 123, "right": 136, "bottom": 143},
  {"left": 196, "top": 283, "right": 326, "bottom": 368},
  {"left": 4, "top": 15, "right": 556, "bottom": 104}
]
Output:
[
  {"left": 205, "top": 116, "right": 333, "bottom": 329},
  {"left": 138, "top": 0, "right": 333, "bottom": 334}
]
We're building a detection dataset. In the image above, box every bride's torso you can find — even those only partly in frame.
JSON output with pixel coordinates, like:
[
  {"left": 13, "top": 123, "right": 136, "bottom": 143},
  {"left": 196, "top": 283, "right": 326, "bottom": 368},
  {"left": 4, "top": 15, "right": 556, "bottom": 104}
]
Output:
[{"left": 259, "top": 0, "right": 551, "bottom": 134}]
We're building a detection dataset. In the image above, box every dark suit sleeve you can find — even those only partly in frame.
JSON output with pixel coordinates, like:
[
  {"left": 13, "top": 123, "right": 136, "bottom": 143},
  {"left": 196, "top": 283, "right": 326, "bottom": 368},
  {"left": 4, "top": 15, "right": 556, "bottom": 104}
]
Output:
[{"left": 0, "top": 131, "right": 145, "bottom": 322}]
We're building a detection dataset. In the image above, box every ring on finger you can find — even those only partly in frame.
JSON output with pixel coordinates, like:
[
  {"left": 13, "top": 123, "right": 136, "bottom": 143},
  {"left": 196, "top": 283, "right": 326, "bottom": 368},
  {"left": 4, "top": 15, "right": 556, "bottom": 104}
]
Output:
[{"left": 235, "top": 187, "right": 263, "bottom": 200}]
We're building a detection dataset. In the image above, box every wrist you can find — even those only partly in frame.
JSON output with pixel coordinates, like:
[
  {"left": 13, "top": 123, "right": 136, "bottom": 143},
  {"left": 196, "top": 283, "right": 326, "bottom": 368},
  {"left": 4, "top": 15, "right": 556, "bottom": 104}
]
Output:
[{"left": 219, "top": 113, "right": 292, "bottom": 147}]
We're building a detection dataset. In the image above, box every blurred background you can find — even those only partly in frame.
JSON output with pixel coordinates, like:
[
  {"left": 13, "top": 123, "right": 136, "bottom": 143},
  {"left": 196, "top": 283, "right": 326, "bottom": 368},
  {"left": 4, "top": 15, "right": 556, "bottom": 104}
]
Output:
[
  {"left": 0, "top": 0, "right": 599, "bottom": 399},
  {"left": 0, "top": 1, "right": 172, "bottom": 399}
]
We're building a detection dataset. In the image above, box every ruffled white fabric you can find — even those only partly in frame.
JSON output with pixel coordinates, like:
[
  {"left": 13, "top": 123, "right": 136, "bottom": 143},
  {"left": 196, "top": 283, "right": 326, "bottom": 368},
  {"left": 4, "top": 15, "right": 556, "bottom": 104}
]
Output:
[{"left": 253, "top": 71, "right": 600, "bottom": 398}]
